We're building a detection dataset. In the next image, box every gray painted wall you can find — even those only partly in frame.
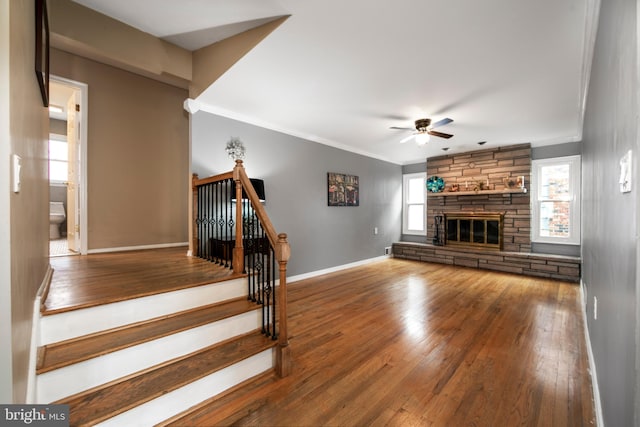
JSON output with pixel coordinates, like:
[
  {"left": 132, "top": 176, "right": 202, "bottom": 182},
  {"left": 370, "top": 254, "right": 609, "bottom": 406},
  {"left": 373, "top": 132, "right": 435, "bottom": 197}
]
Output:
[
  {"left": 191, "top": 112, "right": 402, "bottom": 276},
  {"left": 531, "top": 141, "right": 581, "bottom": 160},
  {"left": 582, "top": 0, "right": 639, "bottom": 425},
  {"left": 402, "top": 162, "right": 426, "bottom": 175}
]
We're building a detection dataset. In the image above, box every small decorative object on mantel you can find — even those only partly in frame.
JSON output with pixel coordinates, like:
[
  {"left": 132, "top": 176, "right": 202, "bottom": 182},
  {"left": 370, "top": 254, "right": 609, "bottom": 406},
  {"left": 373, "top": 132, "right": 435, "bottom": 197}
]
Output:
[
  {"left": 503, "top": 176, "right": 518, "bottom": 189},
  {"left": 225, "top": 137, "right": 246, "bottom": 160},
  {"left": 427, "top": 176, "right": 445, "bottom": 193},
  {"left": 474, "top": 178, "right": 490, "bottom": 191},
  {"left": 449, "top": 183, "right": 460, "bottom": 192}
]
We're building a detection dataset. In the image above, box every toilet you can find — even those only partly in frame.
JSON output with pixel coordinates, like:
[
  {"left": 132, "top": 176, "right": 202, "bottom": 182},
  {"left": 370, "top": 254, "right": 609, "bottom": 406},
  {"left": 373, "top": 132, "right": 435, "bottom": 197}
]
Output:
[{"left": 49, "top": 202, "right": 66, "bottom": 239}]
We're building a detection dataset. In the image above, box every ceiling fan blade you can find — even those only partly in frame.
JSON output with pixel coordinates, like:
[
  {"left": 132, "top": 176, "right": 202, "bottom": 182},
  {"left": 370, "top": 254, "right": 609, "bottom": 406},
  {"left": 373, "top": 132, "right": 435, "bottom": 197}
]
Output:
[
  {"left": 389, "top": 126, "right": 414, "bottom": 131},
  {"left": 399, "top": 134, "right": 415, "bottom": 143},
  {"left": 430, "top": 118, "right": 453, "bottom": 128},
  {"left": 428, "top": 130, "right": 454, "bottom": 139}
]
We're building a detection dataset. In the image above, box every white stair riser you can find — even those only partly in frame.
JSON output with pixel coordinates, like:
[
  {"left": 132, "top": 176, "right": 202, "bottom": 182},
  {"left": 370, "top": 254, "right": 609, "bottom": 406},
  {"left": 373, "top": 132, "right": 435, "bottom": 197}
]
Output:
[
  {"left": 96, "top": 348, "right": 274, "bottom": 427},
  {"left": 40, "top": 278, "right": 246, "bottom": 345},
  {"left": 37, "top": 310, "right": 261, "bottom": 403}
]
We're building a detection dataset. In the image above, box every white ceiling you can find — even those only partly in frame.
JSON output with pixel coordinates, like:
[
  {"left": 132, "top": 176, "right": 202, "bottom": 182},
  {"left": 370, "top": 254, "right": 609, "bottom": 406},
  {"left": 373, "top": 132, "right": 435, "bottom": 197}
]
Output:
[{"left": 73, "top": 0, "right": 597, "bottom": 165}]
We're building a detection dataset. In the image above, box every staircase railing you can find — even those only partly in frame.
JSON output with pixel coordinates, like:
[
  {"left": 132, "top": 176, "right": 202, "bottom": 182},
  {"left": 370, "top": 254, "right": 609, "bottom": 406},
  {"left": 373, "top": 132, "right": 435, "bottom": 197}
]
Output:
[{"left": 191, "top": 160, "right": 291, "bottom": 377}]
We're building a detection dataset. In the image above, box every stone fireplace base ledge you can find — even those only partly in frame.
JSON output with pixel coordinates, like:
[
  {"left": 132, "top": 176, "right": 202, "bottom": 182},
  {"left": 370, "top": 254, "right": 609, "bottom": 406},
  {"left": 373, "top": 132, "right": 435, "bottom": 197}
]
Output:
[{"left": 392, "top": 242, "right": 580, "bottom": 283}]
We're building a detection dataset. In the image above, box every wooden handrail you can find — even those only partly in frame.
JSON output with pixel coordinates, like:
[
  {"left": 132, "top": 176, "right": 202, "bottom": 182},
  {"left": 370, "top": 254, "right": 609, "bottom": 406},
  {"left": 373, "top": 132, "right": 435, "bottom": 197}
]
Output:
[
  {"left": 192, "top": 162, "right": 291, "bottom": 377},
  {"left": 233, "top": 160, "right": 291, "bottom": 376},
  {"left": 193, "top": 171, "right": 233, "bottom": 187},
  {"left": 233, "top": 161, "right": 279, "bottom": 249}
]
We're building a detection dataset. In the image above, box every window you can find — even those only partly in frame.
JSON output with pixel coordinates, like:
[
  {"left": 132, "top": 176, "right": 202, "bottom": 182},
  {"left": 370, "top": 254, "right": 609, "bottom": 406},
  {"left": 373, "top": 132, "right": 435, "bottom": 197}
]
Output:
[
  {"left": 531, "top": 155, "right": 581, "bottom": 245},
  {"left": 49, "top": 135, "right": 68, "bottom": 183},
  {"left": 403, "top": 172, "right": 426, "bottom": 235}
]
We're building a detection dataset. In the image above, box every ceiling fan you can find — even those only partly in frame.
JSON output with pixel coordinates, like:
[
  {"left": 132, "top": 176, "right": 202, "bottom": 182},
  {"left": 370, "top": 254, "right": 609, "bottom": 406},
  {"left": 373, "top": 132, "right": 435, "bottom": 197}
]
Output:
[{"left": 390, "top": 118, "right": 454, "bottom": 145}]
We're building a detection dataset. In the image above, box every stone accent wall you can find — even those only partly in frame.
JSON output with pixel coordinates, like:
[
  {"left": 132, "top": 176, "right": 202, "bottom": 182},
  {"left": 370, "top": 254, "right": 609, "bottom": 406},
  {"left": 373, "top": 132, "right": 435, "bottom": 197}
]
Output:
[
  {"left": 427, "top": 144, "right": 531, "bottom": 252},
  {"left": 392, "top": 242, "right": 580, "bottom": 282}
]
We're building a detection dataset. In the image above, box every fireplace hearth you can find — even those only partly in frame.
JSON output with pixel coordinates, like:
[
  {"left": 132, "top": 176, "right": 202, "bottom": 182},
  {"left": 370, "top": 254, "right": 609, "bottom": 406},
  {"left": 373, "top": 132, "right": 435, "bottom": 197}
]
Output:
[{"left": 444, "top": 212, "right": 504, "bottom": 250}]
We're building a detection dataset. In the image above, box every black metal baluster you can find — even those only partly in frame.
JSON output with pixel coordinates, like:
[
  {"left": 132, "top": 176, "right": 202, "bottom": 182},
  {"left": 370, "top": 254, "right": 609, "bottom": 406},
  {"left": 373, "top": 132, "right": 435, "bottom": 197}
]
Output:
[
  {"left": 214, "top": 182, "right": 220, "bottom": 264},
  {"left": 197, "top": 185, "right": 203, "bottom": 258},
  {"left": 223, "top": 179, "right": 228, "bottom": 268},
  {"left": 229, "top": 179, "right": 233, "bottom": 268},
  {"left": 207, "top": 183, "right": 216, "bottom": 262},
  {"left": 263, "top": 228, "right": 270, "bottom": 337},
  {"left": 270, "top": 244, "right": 277, "bottom": 339},
  {"left": 248, "top": 202, "right": 253, "bottom": 300},
  {"left": 207, "top": 184, "right": 216, "bottom": 262},
  {"left": 253, "top": 206, "right": 258, "bottom": 300},
  {"left": 202, "top": 184, "right": 209, "bottom": 260},
  {"left": 215, "top": 181, "right": 221, "bottom": 265}
]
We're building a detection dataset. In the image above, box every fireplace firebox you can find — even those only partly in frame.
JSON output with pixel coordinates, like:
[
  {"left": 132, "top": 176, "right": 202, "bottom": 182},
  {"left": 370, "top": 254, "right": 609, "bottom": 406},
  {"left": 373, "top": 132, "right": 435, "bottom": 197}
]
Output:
[{"left": 444, "top": 212, "right": 504, "bottom": 250}]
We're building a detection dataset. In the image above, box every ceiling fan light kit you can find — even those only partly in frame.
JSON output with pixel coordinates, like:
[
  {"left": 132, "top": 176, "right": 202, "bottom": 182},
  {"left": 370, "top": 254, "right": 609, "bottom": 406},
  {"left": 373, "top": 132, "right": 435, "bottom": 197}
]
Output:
[{"left": 415, "top": 133, "right": 430, "bottom": 145}]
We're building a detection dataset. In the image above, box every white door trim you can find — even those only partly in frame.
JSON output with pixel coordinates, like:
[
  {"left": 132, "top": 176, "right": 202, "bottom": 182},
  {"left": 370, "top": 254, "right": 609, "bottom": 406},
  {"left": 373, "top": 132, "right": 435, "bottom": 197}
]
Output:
[{"left": 51, "top": 75, "right": 88, "bottom": 255}]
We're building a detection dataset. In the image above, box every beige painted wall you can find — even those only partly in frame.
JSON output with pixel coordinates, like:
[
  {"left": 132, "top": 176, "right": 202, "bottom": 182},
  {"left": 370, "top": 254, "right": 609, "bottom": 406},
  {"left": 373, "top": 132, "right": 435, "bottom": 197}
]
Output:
[
  {"left": 50, "top": 49, "right": 190, "bottom": 250},
  {"left": 3, "top": 0, "right": 51, "bottom": 402},
  {"left": 0, "top": 0, "right": 12, "bottom": 404}
]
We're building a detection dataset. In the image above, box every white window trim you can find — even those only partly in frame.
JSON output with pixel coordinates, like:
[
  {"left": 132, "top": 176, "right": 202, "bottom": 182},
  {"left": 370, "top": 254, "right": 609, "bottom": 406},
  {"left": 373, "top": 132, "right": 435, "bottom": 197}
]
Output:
[
  {"left": 531, "top": 155, "right": 581, "bottom": 245},
  {"left": 402, "top": 172, "right": 426, "bottom": 236}
]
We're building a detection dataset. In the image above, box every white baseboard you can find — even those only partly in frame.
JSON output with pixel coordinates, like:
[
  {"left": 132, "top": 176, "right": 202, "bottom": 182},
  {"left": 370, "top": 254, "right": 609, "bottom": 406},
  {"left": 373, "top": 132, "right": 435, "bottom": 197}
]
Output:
[
  {"left": 88, "top": 242, "right": 188, "bottom": 254},
  {"left": 580, "top": 279, "right": 604, "bottom": 427},
  {"left": 288, "top": 255, "right": 390, "bottom": 283}
]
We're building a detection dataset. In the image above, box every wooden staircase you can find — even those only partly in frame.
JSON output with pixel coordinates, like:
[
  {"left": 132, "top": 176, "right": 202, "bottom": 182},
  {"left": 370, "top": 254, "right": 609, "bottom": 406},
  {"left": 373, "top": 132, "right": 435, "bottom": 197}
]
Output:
[
  {"left": 35, "top": 162, "right": 291, "bottom": 425},
  {"left": 36, "top": 257, "right": 278, "bottom": 426}
]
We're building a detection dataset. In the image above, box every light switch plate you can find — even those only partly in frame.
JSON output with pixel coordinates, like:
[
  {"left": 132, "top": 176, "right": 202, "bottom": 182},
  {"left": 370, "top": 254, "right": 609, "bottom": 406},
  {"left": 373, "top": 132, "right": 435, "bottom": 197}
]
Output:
[
  {"left": 12, "top": 154, "right": 21, "bottom": 193},
  {"left": 620, "top": 150, "right": 632, "bottom": 193}
]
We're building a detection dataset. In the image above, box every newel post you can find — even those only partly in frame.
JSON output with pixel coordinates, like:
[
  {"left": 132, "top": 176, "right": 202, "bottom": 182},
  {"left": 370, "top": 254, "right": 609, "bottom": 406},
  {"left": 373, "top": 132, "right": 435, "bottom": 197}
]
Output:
[
  {"left": 190, "top": 173, "right": 199, "bottom": 257},
  {"left": 232, "top": 160, "right": 245, "bottom": 274},
  {"left": 276, "top": 233, "right": 291, "bottom": 377}
]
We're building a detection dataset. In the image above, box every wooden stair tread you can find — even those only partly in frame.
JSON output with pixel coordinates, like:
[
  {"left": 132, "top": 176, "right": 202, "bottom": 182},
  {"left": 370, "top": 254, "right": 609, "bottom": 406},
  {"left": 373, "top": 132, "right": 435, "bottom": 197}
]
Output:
[
  {"left": 45, "top": 247, "right": 246, "bottom": 315},
  {"left": 56, "top": 331, "right": 277, "bottom": 427},
  {"left": 37, "top": 297, "right": 257, "bottom": 374},
  {"left": 158, "top": 371, "right": 278, "bottom": 427}
]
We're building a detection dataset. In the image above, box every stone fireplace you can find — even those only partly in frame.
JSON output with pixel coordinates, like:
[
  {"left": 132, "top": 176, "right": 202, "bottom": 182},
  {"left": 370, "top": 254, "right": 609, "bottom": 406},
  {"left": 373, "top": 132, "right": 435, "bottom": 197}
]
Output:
[
  {"left": 427, "top": 144, "right": 531, "bottom": 253},
  {"left": 393, "top": 143, "right": 581, "bottom": 282}
]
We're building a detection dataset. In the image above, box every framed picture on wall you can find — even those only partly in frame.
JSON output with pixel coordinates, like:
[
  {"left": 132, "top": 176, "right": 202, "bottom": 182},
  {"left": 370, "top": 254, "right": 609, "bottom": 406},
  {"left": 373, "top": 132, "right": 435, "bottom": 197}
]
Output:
[
  {"left": 35, "top": 0, "right": 50, "bottom": 107},
  {"left": 328, "top": 172, "right": 359, "bottom": 206}
]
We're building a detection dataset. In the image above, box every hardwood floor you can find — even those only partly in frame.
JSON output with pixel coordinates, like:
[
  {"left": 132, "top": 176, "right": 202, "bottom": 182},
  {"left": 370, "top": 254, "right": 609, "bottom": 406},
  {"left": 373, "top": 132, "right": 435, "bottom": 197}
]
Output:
[
  {"left": 44, "top": 249, "right": 594, "bottom": 425},
  {"left": 45, "top": 247, "right": 240, "bottom": 314},
  {"left": 168, "top": 258, "right": 595, "bottom": 426}
]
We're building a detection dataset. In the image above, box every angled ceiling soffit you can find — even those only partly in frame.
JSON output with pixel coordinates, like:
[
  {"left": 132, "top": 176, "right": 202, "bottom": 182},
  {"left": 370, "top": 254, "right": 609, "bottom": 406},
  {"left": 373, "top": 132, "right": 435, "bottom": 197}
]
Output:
[
  {"left": 190, "top": 15, "right": 289, "bottom": 99},
  {"left": 48, "top": 0, "right": 192, "bottom": 89}
]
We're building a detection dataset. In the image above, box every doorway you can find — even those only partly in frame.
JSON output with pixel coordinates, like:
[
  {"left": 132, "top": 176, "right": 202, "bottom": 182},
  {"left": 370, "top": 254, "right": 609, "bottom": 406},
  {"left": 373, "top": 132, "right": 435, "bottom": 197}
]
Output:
[{"left": 48, "top": 77, "right": 88, "bottom": 256}]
